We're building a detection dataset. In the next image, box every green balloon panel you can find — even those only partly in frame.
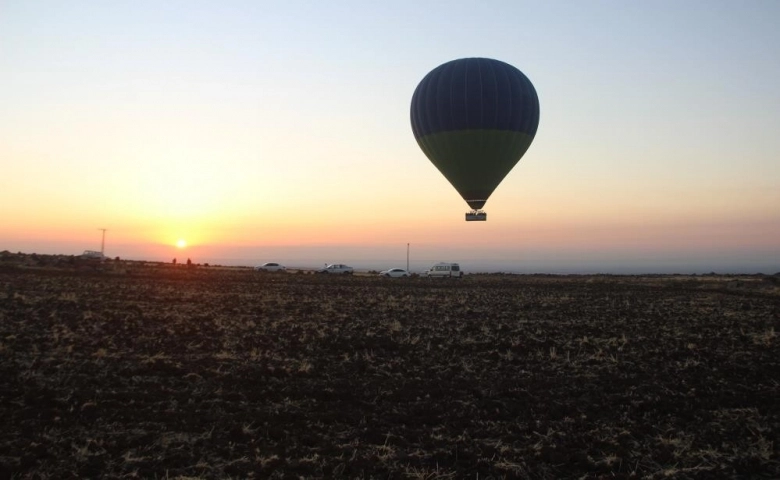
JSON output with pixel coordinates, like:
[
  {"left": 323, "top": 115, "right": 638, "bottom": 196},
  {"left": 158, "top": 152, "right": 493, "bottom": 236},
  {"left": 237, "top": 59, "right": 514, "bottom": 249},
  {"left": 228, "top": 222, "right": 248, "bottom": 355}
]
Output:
[{"left": 415, "top": 129, "right": 535, "bottom": 210}]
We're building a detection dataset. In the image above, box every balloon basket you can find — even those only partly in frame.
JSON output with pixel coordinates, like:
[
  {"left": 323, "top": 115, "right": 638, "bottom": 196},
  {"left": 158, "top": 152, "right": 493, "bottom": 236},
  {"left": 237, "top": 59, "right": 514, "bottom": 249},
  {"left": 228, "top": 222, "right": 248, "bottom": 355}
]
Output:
[{"left": 465, "top": 211, "right": 487, "bottom": 221}]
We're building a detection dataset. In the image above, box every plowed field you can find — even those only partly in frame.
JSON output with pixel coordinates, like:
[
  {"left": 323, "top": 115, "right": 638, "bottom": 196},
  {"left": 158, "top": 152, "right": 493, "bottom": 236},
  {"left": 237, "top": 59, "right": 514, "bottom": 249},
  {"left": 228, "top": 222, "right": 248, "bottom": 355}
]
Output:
[{"left": 1, "top": 256, "right": 778, "bottom": 478}]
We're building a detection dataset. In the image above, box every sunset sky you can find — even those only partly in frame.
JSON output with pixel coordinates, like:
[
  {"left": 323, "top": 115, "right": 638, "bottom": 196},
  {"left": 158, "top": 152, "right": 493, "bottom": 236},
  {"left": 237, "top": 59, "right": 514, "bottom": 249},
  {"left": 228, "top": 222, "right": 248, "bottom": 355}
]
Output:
[{"left": 2, "top": 1, "right": 779, "bottom": 273}]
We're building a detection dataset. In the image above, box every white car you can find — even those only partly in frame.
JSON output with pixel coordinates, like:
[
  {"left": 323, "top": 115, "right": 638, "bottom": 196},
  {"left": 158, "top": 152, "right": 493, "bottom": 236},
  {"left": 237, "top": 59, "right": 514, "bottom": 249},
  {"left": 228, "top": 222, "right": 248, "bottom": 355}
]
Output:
[
  {"left": 254, "top": 262, "right": 286, "bottom": 272},
  {"left": 379, "top": 268, "right": 410, "bottom": 278},
  {"left": 316, "top": 264, "right": 354, "bottom": 274}
]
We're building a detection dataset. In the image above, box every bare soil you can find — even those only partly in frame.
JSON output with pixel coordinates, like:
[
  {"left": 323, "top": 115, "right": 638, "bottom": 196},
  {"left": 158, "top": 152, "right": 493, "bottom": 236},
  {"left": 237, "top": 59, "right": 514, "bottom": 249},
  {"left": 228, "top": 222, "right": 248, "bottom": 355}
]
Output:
[{"left": 1, "top": 253, "right": 778, "bottom": 478}]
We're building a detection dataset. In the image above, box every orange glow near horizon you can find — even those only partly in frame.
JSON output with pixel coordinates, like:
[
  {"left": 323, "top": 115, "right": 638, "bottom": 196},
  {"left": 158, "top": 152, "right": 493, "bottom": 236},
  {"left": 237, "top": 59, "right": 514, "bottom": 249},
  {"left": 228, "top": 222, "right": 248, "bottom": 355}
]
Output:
[{"left": 3, "top": 212, "right": 779, "bottom": 254}]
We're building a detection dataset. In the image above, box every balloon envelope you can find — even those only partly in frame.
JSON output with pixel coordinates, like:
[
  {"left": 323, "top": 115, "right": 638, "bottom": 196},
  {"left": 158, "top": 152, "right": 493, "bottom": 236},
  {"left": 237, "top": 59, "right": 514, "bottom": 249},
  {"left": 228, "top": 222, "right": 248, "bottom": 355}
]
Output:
[{"left": 410, "top": 57, "right": 540, "bottom": 210}]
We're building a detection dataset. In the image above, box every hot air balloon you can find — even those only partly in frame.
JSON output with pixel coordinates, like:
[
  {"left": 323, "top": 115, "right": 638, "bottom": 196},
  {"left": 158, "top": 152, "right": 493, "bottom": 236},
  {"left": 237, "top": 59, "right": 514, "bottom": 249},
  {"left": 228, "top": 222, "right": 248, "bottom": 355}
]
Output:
[{"left": 410, "top": 57, "right": 540, "bottom": 221}]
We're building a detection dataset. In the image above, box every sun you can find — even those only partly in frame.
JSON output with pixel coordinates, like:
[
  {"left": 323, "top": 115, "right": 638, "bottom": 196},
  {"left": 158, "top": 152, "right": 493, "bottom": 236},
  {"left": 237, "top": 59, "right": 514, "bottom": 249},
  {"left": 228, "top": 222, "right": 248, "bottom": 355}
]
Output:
[{"left": 176, "top": 239, "right": 187, "bottom": 249}]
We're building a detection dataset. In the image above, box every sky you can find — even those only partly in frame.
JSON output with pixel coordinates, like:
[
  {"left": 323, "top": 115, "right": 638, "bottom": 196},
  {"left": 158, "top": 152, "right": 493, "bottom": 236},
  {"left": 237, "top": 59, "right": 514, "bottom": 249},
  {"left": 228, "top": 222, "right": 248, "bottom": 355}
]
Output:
[{"left": 1, "top": 0, "right": 779, "bottom": 274}]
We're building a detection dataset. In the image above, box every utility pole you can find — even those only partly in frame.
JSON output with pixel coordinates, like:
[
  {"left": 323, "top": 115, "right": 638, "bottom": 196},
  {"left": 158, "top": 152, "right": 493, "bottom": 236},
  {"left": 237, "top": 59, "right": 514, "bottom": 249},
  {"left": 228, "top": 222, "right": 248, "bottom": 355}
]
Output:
[
  {"left": 407, "top": 243, "right": 410, "bottom": 272},
  {"left": 99, "top": 229, "right": 107, "bottom": 255}
]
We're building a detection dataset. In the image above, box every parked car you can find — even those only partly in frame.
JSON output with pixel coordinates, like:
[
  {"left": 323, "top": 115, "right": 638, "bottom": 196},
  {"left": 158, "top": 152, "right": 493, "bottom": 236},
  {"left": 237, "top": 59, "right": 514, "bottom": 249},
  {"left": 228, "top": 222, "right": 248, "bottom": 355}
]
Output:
[
  {"left": 425, "top": 262, "right": 463, "bottom": 278},
  {"left": 316, "top": 264, "right": 354, "bottom": 275},
  {"left": 379, "top": 268, "right": 410, "bottom": 278},
  {"left": 254, "top": 262, "right": 286, "bottom": 272}
]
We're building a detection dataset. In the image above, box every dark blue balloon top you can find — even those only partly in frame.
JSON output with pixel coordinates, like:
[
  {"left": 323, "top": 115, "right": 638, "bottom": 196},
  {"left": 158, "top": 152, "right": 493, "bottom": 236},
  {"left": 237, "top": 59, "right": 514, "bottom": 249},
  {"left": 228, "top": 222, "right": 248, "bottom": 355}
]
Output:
[{"left": 410, "top": 57, "right": 539, "bottom": 139}]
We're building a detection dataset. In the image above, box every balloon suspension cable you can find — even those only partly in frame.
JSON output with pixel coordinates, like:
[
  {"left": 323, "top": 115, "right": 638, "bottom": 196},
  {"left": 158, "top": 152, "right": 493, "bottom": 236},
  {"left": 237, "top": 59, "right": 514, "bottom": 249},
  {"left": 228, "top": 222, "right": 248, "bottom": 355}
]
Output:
[{"left": 465, "top": 210, "right": 487, "bottom": 222}]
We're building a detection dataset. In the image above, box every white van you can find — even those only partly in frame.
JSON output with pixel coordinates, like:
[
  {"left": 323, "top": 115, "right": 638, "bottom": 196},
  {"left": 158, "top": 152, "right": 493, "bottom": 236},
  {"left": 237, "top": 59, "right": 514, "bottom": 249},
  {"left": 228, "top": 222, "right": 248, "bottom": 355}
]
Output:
[{"left": 425, "top": 262, "right": 463, "bottom": 278}]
